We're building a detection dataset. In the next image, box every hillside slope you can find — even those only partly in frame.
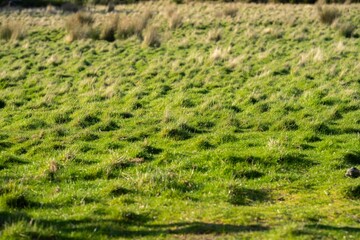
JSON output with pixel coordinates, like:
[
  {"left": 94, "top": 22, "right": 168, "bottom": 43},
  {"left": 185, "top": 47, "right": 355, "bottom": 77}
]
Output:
[{"left": 0, "top": 3, "right": 360, "bottom": 239}]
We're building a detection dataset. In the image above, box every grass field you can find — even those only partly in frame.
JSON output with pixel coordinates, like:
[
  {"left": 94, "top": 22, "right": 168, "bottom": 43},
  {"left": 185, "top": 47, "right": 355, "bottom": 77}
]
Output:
[{"left": 0, "top": 2, "right": 360, "bottom": 239}]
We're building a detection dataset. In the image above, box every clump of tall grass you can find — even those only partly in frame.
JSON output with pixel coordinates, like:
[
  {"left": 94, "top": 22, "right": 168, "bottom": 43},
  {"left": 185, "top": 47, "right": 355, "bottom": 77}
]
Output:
[
  {"left": 165, "top": 5, "right": 177, "bottom": 19},
  {"left": 165, "top": 6, "right": 183, "bottom": 30},
  {"left": 317, "top": 5, "right": 341, "bottom": 25},
  {"left": 0, "top": 22, "right": 26, "bottom": 41},
  {"left": 211, "top": 47, "right": 230, "bottom": 62},
  {"left": 208, "top": 29, "right": 221, "bottom": 42},
  {"left": 100, "top": 14, "right": 118, "bottom": 42},
  {"left": 337, "top": 22, "right": 356, "bottom": 38},
  {"left": 164, "top": 5, "right": 183, "bottom": 29},
  {"left": 168, "top": 11, "right": 183, "bottom": 29},
  {"left": 65, "top": 12, "right": 98, "bottom": 42},
  {"left": 116, "top": 15, "right": 138, "bottom": 39},
  {"left": 46, "top": 4, "right": 57, "bottom": 14},
  {"left": 116, "top": 11, "right": 153, "bottom": 39},
  {"left": 142, "top": 26, "right": 161, "bottom": 48},
  {"left": 224, "top": 5, "right": 238, "bottom": 18}
]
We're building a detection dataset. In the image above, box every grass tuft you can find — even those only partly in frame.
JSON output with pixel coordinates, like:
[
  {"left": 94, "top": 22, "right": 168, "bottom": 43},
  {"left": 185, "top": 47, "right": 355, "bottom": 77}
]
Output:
[
  {"left": 224, "top": 5, "right": 238, "bottom": 18},
  {"left": 168, "top": 11, "right": 183, "bottom": 30},
  {"left": 100, "top": 15, "right": 119, "bottom": 42},
  {"left": 65, "top": 12, "right": 97, "bottom": 42},
  {"left": 275, "top": 119, "right": 299, "bottom": 131},
  {"left": 312, "top": 122, "right": 333, "bottom": 134},
  {"left": 142, "top": 26, "right": 161, "bottom": 48},
  {"left": 161, "top": 127, "right": 191, "bottom": 140},
  {"left": 47, "top": 159, "right": 59, "bottom": 181},
  {"left": 98, "top": 120, "right": 119, "bottom": 132},
  {"left": 211, "top": 47, "right": 230, "bottom": 62},
  {"left": 116, "top": 11, "right": 153, "bottom": 39},
  {"left": 0, "top": 22, "right": 26, "bottom": 41},
  {"left": 317, "top": 5, "right": 341, "bottom": 25},
  {"left": 343, "top": 185, "right": 360, "bottom": 200},
  {"left": 228, "top": 185, "right": 270, "bottom": 206},
  {"left": 196, "top": 139, "right": 215, "bottom": 150},
  {"left": 337, "top": 22, "right": 356, "bottom": 38},
  {"left": 54, "top": 112, "right": 72, "bottom": 124},
  {"left": 136, "top": 144, "right": 163, "bottom": 160},
  {"left": 78, "top": 114, "right": 101, "bottom": 128},
  {"left": 208, "top": 29, "right": 222, "bottom": 42}
]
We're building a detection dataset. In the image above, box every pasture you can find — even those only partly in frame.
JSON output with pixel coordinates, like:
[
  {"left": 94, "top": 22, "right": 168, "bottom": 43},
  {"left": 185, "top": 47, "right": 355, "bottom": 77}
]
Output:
[{"left": 0, "top": 2, "right": 360, "bottom": 239}]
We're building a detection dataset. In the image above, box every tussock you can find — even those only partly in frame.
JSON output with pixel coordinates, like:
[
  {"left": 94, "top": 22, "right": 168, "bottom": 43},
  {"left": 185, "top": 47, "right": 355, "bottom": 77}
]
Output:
[
  {"left": 116, "top": 11, "right": 153, "bottom": 39},
  {"left": 65, "top": 12, "right": 97, "bottom": 42},
  {"left": 208, "top": 29, "right": 221, "bottom": 42},
  {"left": 142, "top": 26, "right": 161, "bottom": 48},
  {"left": 317, "top": 5, "right": 341, "bottom": 25},
  {"left": 0, "top": 22, "right": 26, "bottom": 41},
  {"left": 224, "top": 5, "right": 238, "bottom": 18}
]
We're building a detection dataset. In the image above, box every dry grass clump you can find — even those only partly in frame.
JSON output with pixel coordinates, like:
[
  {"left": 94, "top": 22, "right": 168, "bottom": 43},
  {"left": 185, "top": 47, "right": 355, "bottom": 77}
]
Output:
[
  {"left": 224, "top": 5, "right": 238, "bottom": 18},
  {"left": 73, "top": 12, "right": 94, "bottom": 25},
  {"left": 317, "top": 5, "right": 341, "bottom": 25},
  {"left": 65, "top": 10, "right": 154, "bottom": 42},
  {"left": 100, "top": 15, "right": 119, "bottom": 42},
  {"left": 227, "top": 56, "right": 243, "bottom": 69},
  {"left": 142, "top": 26, "right": 161, "bottom": 48},
  {"left": 164, "top": 6, "right": 183, "bottom": 30},
  {"left": 262, "top": 27, "right": 284, "bottom": 39},
  {"left": 298, "top": 47, "right": 324, "bottom": 67},
  {"left": 46, "top": 4, "right": 57, "bottom": 14},
  {"left": 116, "top": 15, "right": 138, "bottom": 39},
  {"left": 165, "top": 5, "right": 177, "bottom": 19},
  {"left": 337, "top": 22, "right": 356, "bottom": 38},
  {"left": 65, "top": 12, "right": 97, "bottom": 42},
  {"left": 208, "top": 29, "right": 222, "bottom": 42},
  {"left": 0, "top": 22, "right": 26, "bottom": 41},
  {"left": 168, "top": 12, "right": 183, "bottom": 29},
  {"left": 116, "top": 11, "right": 153, "bottom": 39},
  {"left": 164, "top": 5, "right": 182, "bottom": 29},
  {"left": 211, "top": 47, "right": 230, "bottom": 62}
]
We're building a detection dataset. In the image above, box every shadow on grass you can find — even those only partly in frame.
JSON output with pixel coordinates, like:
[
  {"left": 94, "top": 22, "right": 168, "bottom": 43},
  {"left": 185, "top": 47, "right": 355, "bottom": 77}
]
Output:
[
  {"left": 306, "top": 224, "right": 360, "bottom": 232},
  {"left": 0, "top": 211, "right": 269, "bottom": 238},
  {"left": 228, "top": 186, "right": 270, "bottom": 206},
  {"left": 306, "top": 224, "right": 360, "bottom": 233},
  {"left": 162, "top": 222, "right": 269, "bottom": 235},
  {"left": 293, "top": 224, "right": 360, "bottom": 237},
  {"left": 275, "top": 153, "right": 317, "bottom": 171}
]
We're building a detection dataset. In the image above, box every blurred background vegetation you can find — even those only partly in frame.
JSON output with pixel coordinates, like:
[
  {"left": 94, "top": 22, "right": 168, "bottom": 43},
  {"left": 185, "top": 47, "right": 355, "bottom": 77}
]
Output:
[{"left": 1, "top": 0, "right": 360, "bottom": 8}]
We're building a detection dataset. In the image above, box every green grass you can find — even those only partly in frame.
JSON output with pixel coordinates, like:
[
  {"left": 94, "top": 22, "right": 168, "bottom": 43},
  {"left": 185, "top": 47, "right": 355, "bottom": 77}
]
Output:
[{"left": 1, "top": 2, "right": 360, "bottom": 239}]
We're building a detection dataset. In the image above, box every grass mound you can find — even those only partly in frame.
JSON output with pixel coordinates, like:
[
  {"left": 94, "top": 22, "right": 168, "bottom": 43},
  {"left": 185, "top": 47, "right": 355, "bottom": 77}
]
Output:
[
  {"left": 228, "top": 185, "right": 270, "bottom": 206},
  {"left": 317, "top": 5, "right": 341, "bottom": 25},
  {"left": 343, "top": 185, "right": 360, "bottom": 200},
  {"left": 343, "top": 151, "right": 360, "bottom": 165}
]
